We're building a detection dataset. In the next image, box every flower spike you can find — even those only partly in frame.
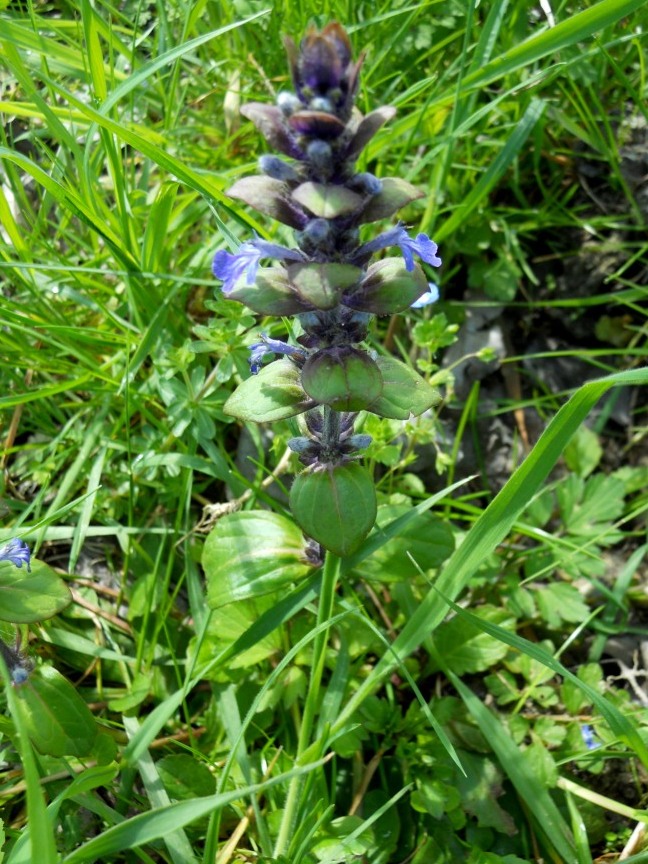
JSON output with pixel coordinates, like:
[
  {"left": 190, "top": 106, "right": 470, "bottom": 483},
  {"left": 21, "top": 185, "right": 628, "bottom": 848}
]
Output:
[{"left": 215, "top": 22, "right": 443, "bottom": 555}]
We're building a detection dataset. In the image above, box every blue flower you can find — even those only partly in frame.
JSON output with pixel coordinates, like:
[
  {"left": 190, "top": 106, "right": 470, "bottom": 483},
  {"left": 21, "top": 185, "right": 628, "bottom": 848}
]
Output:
[
  {"left": 581, "top": 724, "right": 599, "bottom": 751},
  {"left": 248, "top": 334, "right": 306, "bottom": 374},
  {"left": 0, "top": 538, "right": 31, "bottom": 572},
  {"left": 213, "top": 238, "right": 305, "bottom": 295},
  {"left": 355, "top": 224, "right": 442, "bottom": 271},
  {"left": 411, "top": 282, "right": 440, "bottom": 309}
]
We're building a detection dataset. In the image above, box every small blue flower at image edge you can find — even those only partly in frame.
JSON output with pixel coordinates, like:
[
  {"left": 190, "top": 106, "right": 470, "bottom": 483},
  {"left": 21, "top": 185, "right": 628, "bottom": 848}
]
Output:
[
  {"left": 0, "top": 538, "right": 31, "bottom": 572},
  {"left": 0, "top": 539, "right": 33, "bottom": 685},
  {"left": 411, "top": 282, "right": 440, "bottom": 309}
]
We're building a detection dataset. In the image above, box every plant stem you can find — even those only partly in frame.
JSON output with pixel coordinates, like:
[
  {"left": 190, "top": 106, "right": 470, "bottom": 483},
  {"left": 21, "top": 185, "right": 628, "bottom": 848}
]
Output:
[{"left": 273, "top": 547, "right": 341, "bottom": 858}]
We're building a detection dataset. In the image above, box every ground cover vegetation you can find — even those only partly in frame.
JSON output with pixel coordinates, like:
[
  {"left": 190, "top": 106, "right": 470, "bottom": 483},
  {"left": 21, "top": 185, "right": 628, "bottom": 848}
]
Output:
[{"left": 1, "top": 0, "right": 648, "bottom": 861}]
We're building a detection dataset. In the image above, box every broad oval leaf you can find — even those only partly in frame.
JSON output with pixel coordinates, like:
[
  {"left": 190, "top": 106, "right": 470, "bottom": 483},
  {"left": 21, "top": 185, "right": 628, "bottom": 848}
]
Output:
[
  {"left": 224, "top": 359, "right": 315, "bottom": 423},
  {"left": 14, "top": 665, "right": 98, "bottom": 757},
  {"left": 191, "top": 595, "right": 283, "bottom": 671},
  {"left": 0, "top": 560, "right": 71, "bottom": 623},
  {"left": 204, "top": 511, "right": 312, "bottom": 607},
  {"left": 356, "top": 504, "right": 455, "bottom": 581}
]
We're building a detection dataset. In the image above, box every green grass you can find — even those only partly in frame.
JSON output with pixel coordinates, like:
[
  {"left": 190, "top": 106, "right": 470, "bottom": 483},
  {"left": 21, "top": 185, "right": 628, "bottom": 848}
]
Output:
[{"left": 1, "top": 0, "right": 648, "bottom": 861}]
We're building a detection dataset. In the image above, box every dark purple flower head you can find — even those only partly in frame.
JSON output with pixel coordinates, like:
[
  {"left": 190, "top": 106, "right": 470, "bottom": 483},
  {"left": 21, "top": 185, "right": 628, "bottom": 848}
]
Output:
[
  {"left": 284, "top": 23, "right": 362, "bottom": 116},
  {"left": 213, "top": 239, "right": 306, "bottom": 295},
  {"left": 355, "top": 224, "right": 442, "bottom": 272},
  {"left": 248, "top": 334, "right": 306, "bottom": 374},
  {"left": 0, "top": 538, "right": 31, "bottom": 572}
]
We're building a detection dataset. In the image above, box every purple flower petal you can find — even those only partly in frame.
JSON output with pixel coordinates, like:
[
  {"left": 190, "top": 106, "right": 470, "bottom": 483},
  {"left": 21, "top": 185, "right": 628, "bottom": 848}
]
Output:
[
  {"left": 0, "top": 538, "right": 31, "bottom": 572},
  {"left": 213, "top": 239, "right": 305, "bottom": 296},
  {"left": 248, "top": 334, "right": 305, "bottom": 374},
  {"left": 355, "top": 224, "right": 442, "bottom": 272},
  {"left": 213, "top": 243, "right": 262, "bottom": 294}
]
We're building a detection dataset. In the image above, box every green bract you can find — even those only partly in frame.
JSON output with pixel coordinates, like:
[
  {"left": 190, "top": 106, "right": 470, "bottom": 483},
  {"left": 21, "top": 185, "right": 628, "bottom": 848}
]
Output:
[
  {"left": 224, "top": 359, "right": 314, "bottom": 422},
  {"left": 346, "top": 258, "right": 429, "bottom": 314},
  {"left": 357, "top": 178, "right": 424, "bottom": 222},
  {"left": 290, "top": 462, "right": 377, "bottom": 557},
  {"left": 287, "top": 262, "right": 362, "bottom": 310},
  {"left": 292, "top": 182, "right": 364, "bottom": 218},
  {"left": 301, "top": 347, "right": 383, "bottom": 411},
  {"left": 228, "top": 267, "right": 310, "bottom": 316}
]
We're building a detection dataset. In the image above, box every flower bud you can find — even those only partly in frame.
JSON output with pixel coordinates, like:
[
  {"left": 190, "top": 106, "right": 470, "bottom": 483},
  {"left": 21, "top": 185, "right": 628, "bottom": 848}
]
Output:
[
  {"left": 259, "top": 155, "right": 299, "bottom": 182},
  {"left": 277, "top": 91, "right": 301, "bottom": 115}
]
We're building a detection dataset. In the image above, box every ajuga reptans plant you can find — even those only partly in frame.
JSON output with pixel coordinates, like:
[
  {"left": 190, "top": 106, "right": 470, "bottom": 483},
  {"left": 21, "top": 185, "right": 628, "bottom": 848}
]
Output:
[{"left": 214, "top": 23, "right": 441, "bottom": 557}]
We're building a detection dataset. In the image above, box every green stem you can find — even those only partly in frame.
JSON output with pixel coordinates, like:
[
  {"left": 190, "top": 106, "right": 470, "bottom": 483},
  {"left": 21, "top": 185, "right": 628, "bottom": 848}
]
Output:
[{"left": 273, "top": 548, "right": 341, "bottom": 858}]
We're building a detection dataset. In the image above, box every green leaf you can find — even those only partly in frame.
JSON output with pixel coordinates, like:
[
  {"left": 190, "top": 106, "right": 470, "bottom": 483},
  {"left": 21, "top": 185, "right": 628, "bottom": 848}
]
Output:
[
  {"left": 229, "top": 267, "right": 309, "bottom": 316},
  {"left": 15, "top": 666, "right": 97, "bottom": 757},
  {"left": 563, "top": 425, "right": 602, "bottom": 477},
  {"left": 59, "top": 757, "right": 329, "bottom": 864},
  {"left": 560, "top": 474, "right": 625, "bottom": 536},
  {"left": 0, "top": 560, "right": 71, "bottom": 623},
  {"left": 301, "top": 348, "right": 383, "bottom": 412},
  {"left": 449, "top": 672, "right": 576, "bottom": 863},
  {"left": 157, "top": 755, "right": 216, "bottom": 799},
  {"left": 368, "top": 356, "right": 439, "bottom": 420},
  {"left": 535, "top": 583, "right": 590, "bottom": 629},
  {"left": 435, "top": 99, "right": 545, "bottom": 242},
  {"left": 192, "top": 597, "right": 284, "bottom": 671},
  {"left": 431, "top": 606, "right": 516, "bottom": 675},
  {"left": 203, "top": 511, "right": 312, "bottom": 607},
  {"left": 456, "top": 751, "right": 516, "bottom": 835},
  {"left": 333, "top": 368, "right": 648, "bottom": 739},
  {"left": 356, "top": 504, "right": 455, "bottom": 581},
  {"left": 224, "top": 359, "right": 314, "bottom": 423},
  {"left": 347, "top": 259, "right": 429, "bottom": 315},
  {"left": 227, "top": 176, "right": 306, "bottom": 228},
  {"left": 288, "top": 262, "right": 362, "bottom": 310}
]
